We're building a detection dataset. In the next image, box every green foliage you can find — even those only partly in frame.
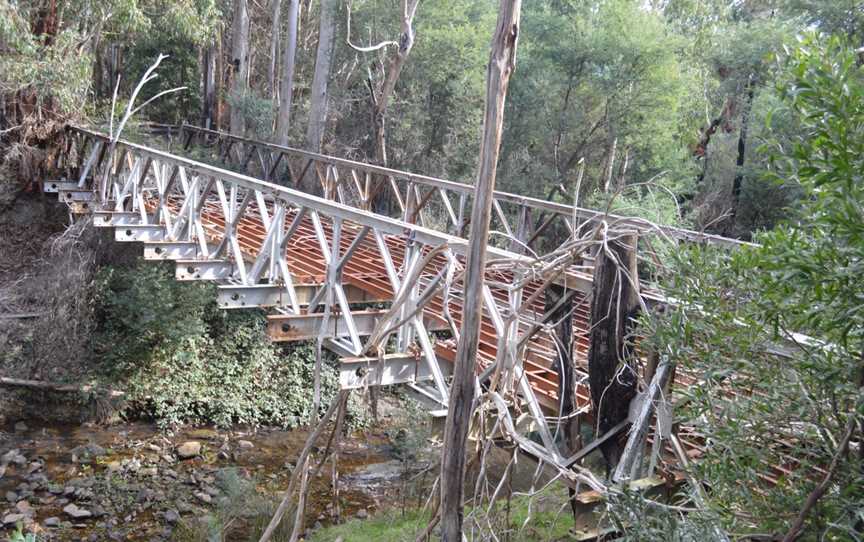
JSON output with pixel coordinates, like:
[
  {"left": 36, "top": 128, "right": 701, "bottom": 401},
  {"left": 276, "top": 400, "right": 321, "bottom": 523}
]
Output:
[
  {"left": 227, "top": 91, "right": 276, "bottom": 140},
  {"left": 117, "top": 0, "right": 222, "bottom": 124},
  {"left": 0, "top": 0, "right": 92, "bottom": 115},
  {"left": 91, "top": 260, "right": 358, "bottom": 429},
  {"left": 5, "top": 525, "right": 37, "bottom": 542},
  {"left": 635, "top": 34, "right": 864, "bottom": 539}
]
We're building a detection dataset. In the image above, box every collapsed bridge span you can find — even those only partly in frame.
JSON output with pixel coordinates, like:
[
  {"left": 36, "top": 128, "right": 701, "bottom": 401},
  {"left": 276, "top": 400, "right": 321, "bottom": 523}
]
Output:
[{"left": 46, "top": 123, "right": 806, "bottom": 500}]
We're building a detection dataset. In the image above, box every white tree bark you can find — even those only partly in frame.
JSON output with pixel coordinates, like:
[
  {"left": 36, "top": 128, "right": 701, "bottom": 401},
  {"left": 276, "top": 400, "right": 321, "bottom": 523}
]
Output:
[
  {"left": 370, "top": 0, "right": 420, "bottom": 167},
  {"left": 202, "top": 43, "right": 217, "bottom": 129},
  {"left": 229, "top": 0, "right": 250, "bottom": 136},
  {"left": 439, "top": 1, "right": 522, "bottom": 540},
  {"left": 305, "top": 0, "right": 337, "bottom": 156},
  {"left": 268, "top": 0, "right": 282, "bottom": 100},
  {"left": 276, "top": 0, "right": 300, "bottom": 146}
]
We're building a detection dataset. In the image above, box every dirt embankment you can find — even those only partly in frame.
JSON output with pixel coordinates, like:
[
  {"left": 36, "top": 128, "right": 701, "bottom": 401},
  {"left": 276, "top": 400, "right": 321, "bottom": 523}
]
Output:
[{"left": 0, "top": 191, "right": 135, "bottom": 423}]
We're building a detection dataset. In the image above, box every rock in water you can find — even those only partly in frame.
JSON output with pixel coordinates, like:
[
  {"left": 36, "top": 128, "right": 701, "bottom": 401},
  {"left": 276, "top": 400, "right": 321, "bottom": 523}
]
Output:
[
  {"left": 2, "top": 513, "right": 24, "bottom": 525},
  {"left": 70, "top": 443, "right": 107, "bottom": 463},
  {"left": 63, "top": 503, "right": 92, "bottom": 519},
  {"left": 44, "top": 517, "right": 61, "bottom": 527},
  {"left": 15, "top": 500, "right": 33, "bottom": 516},
  {"left": 176, "top": 441, "right": 202, "bottom": 459}
]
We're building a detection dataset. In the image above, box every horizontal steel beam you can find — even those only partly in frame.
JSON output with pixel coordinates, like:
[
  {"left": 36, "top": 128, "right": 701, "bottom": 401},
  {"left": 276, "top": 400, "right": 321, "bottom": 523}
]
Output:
[
  {"left": 217, "top": 284, "right": 292, "bottom": 309},
  {"left": 93, "top": 211, "right": 144, "bottom": 227},
  {"left": 339, "top": 353, "right": 450, "bottom": 390},
  {"left": 175, "top": 259, "right": 234, "bottom": 281},
  {"left": 267, "top": 309, "right": 388, "bottom": 342},
  {"left": 43, "top": 180, "right": 79, "bottom": 193},
  {"left": 115, "top": 225, "right": 167, "bottom": 242},
  {"left": 143, "top": 242, "right": 199, "bottom": 260},
  {"left": 59, "top": 190, "right": 94, "bottom": 202}
]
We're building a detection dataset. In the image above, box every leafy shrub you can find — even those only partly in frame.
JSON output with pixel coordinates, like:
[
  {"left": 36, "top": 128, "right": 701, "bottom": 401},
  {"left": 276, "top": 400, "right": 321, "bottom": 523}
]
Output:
[{"left": 91, "top": 260, "right": 363, "bottom": 428}]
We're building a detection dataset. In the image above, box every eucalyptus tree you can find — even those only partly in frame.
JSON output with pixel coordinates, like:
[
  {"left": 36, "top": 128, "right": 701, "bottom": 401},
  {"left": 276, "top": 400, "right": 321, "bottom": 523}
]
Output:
[
  {"left": 229, "top": 0, "right": 250, "bottom": 135},
  {"left": 305, "top": 0, "right": 337, "bottom": 160},
  {"left": 275, "top": 0, "right": 299, "bottom": 146},
  {"left": 499, "top": 0, "right": 694, "bottom": 207},
  {"left": 637, "top": 35, "right": 864, "bottom": 540}
]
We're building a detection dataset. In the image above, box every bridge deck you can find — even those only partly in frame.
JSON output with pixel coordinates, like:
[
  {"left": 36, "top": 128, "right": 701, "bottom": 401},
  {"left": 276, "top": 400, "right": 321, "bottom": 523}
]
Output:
[{"left": 157, "top": 195, "right": 594, "bottom": 409}]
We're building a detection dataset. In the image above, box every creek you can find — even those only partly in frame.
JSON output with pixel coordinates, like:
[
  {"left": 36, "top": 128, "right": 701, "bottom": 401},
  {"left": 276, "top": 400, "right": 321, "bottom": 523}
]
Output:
[{"left": 0, "top": 418, "right": 427, "bottom": 541}]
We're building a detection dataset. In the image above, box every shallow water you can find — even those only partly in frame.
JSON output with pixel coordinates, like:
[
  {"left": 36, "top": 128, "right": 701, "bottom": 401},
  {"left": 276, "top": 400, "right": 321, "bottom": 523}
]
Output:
[{"left": 0, "top": 419, "right": 416, "bottom": 540}]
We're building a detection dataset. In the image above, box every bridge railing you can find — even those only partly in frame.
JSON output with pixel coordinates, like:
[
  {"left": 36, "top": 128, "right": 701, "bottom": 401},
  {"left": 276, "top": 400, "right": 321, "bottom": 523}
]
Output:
[{"left": 159, "top": 123, "right": 751, "bottom": 255}]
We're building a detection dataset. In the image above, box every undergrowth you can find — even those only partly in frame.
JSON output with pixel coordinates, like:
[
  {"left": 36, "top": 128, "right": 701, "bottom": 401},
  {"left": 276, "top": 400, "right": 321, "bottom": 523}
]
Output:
[{"left": 90, "top": 259, "right": 366, "bottom": 429}]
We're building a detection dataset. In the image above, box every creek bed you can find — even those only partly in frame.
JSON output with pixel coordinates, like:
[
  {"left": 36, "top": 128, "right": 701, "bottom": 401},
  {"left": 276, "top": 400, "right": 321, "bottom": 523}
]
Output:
[{"left": 0, "top": 419, "right": 421, "bottom": 541}]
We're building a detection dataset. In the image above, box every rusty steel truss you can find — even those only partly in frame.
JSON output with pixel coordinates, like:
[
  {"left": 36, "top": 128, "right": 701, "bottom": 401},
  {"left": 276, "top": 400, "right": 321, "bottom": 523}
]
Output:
[{"left": 48, "top": 124, "right": 810, "bottom": 497}]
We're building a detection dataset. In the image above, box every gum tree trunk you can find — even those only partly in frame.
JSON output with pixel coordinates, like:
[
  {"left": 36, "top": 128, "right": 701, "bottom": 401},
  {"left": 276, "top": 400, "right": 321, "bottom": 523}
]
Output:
[
  {"left": 276, "top": 0, "right": 300, "bottom": 146},
  {"left": 229, "top": 0, "right": 250, "bottom": 136},
  {"left": 439, "top": 2, "right": 522, "bottom": 540}
]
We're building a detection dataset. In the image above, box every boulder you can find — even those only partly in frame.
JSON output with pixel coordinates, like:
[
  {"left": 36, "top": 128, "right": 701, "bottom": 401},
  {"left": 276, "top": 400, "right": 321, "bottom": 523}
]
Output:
[
  {"left": 2, "top": 513, "right": 24, "bottom": 525},
  {"left": 176, "top": 441, "right": 202, "bottom": 459},
  {"left": 70, "top": 443, "right": 107, "bottom": 463},
  {"left": 63, "top": 503, "right": 92, "bottom": 519}
]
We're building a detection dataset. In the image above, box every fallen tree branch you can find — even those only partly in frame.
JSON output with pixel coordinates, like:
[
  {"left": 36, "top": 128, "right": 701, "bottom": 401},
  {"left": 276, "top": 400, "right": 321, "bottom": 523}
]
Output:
[
  {"left": 259, "top": 390, "right": 349, "bottom": 542},
  {"left": 0, "top": 377, "right": 125, "bottom": 398}
]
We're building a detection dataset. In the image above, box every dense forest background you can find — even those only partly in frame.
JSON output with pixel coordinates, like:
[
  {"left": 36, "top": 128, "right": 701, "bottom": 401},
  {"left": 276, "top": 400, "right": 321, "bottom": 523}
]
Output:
[{"left": 2, "top": 0, "right": 860, "bottom": 238}]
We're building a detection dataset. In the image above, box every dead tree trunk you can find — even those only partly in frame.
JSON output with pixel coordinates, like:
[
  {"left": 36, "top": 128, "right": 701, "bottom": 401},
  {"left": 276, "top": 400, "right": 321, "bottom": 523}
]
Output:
[
  {"left": 587, "top": 232, "right": 640, "bottom": 474},
  {"left": 229, "top": 0, "right": 250, "bottom": 136},
  {"left": 371, "top": 0, "right": 420, "bottom": 167},
  {"left": 729, "top": 76, "right": 755, "bottom": 233},
  {"left": 269, "top": 0, "right": 282, "bottom": 100},
  {"left": 215, "top": 29, "right": 225, "bottom": 132},
  {"left": 348, "top": 0, "right": 420, "bottom": 210},
  {"left": 603, "top": 136, "right": 617, "bottom": 193},
  {"left": 546, "top": 283, "right": 582, "bottom": 518},
  {"left": 276, "top": 0, "right": 300, "bottom": 146},
  {"left": 439, "top": 2, "right": 522, "bottom": 540}
]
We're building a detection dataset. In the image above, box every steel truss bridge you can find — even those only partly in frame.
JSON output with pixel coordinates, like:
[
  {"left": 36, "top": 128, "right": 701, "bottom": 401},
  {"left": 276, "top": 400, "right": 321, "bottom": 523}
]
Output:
[{"left": 45, "top": 123, "right": 808, "bottom": 500}]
